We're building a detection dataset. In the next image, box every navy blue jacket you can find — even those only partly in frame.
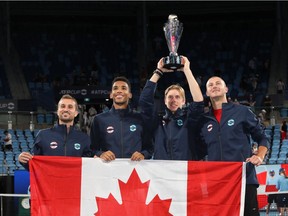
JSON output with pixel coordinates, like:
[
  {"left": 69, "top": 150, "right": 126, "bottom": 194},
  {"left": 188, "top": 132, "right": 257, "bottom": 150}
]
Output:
[
  {"left": 90, "top": 106, "right": 153, "bottom": 159},
  {"left": 139, "top": 80, "right": 205, "bottom": 160},
  {"left": 197, "top": 102, "right": 269, "bottom": 184},
  {"left": 33, "top": 124, "right": 92, "bottom": 157},
  {"left": 22, "top": 124, "right": 92, "bottom": 170}
]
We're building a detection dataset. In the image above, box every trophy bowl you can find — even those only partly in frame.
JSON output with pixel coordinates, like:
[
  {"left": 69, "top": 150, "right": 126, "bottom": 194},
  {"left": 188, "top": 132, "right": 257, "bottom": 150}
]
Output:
[{"left": 163, "top": 14, "right": 184, "bottom": 70}]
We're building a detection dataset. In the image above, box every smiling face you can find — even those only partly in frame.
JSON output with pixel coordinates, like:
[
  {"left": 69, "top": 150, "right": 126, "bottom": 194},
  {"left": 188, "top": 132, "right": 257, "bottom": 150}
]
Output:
[
  {"left": 206, "top": 76, "right": 228, "bottom": 101},
  {"left": 164, "top": 85, "right": 185, "bottom": 113},
  {"left": 57, "top": 98, "right": 78, "bottom": 125},
  {"left": 110, "top": 80, "right": 132, "bottom": 109}
]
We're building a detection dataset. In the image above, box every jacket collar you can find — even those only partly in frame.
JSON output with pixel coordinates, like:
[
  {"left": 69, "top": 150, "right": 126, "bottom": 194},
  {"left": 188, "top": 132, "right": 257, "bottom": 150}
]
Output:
[
  {"left": 163, "top": 107, "right": 186, "bottom": 120},
  {"left": 110, "top": 106, "right": 131, "bottom": 116},
  {"left": 204, "top": 102, "right": 235, "bottom": 118}
]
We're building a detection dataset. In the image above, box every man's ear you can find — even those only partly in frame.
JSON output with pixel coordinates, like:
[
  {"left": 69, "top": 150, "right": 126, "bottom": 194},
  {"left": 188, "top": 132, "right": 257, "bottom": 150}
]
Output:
[
  {"left": 129, "top": 92, "right": 132, "bottom": 99},
  {"left": 75, "top": 111, "right": 79, "bottom": 117},
  {"left": 182, "top": 99, "right": 186, "bottom": 106},
  {"left": 110, "top": 92, "right": 113, "bottom": 99}
]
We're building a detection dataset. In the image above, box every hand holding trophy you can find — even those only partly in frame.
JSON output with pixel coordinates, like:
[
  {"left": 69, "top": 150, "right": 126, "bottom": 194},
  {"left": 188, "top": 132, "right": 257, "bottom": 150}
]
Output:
[{"left": 163, "top": 14, "right": 184, "bottom": 70}]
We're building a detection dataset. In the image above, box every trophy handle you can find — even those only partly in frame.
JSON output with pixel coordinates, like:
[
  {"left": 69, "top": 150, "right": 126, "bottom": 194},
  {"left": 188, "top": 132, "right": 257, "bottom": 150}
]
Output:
[{"left": 163, "top": 55, "right": 183, "bottom": 70}]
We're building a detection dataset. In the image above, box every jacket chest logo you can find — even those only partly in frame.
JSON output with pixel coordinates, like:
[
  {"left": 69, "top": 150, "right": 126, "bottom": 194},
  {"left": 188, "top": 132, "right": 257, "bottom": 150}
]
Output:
[
  {"left": 74, "top": 143, "right": 81, "bottom": 150},
  {"left": 177, "top": 119, "right": 183, "bottom": 126},
  {"left": 207, "top": 124, "right": 213, "bottom": 132},
  {"left": 50, "top": 141, "right": 58, "bottom": 149},
  {"left": 227, "top": 119, "right": 235, "bottom": 126},
  {"left": 107, "top": 126, "right": 114, "bottom": 134},
  {"left": 130, "top": 125, "right": 137, "bottom": 132}
]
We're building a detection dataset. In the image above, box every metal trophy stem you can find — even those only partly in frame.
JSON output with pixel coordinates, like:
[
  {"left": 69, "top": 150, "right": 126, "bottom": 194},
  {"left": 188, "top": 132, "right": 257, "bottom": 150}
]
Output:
[{"left": 163, "top": 14, "right": 184, "bottom": 70}]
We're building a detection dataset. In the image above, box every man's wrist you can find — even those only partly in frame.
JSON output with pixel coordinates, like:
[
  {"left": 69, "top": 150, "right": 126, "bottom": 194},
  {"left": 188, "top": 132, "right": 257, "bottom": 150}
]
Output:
[{"left": 153, "top": 69, "right": 163, "bottom": 77}]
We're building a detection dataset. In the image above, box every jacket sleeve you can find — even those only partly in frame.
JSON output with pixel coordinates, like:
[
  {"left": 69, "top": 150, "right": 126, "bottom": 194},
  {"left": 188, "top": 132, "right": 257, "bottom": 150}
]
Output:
[
  {"left": 20, "top": 131, "right": 42, "bottom": 170},
  {"left": 193, "top": 115, "right": 208, "bottom": 160},
  {"left": 245, "top": 107, "right": 269, "bottom": 149},
  {"left": 90, "top": 116, "right": 104, "bottom": 157},
  {"left": 82, "top": 135, "right": 93, "bottom": 157},
  {"left": 138, "top": 80, "right": 157, "bottom": 159},
  {"left": 188, "top": 101, "right": 204, "bottom": 120},
  {"left": 138, "top": 80, "right": 157, "bottom": 122}
]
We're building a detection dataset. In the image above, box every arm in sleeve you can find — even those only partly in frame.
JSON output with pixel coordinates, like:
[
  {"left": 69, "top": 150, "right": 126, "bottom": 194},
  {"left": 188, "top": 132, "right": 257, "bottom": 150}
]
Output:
[
  {"left": 245, "top": 108, "right": 269, "bottom": 158},
  {"left": 20, "top": 132, "right": 42, "bottom": 170},
  {"left": 138, "top": 80, "right": 157, "bottom": 122},
  {"left": 82, "top": 135, "right": 93, "bottom": 157},
  {"left": 193, "top": 116, "right": 208, "bottom": 160},
  {"left": 90, "top": 116, "right": 104, "bottom": 157}
]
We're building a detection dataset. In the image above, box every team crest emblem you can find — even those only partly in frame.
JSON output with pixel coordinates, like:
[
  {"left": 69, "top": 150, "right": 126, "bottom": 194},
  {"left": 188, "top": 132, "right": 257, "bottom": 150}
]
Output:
[
  {"left": 130, "top": 125, "right": 136, "bottom": 132},
  {"left": 50, "top": 141, "right": 58, "bottom": 149},
  {"left": 228, "top": 119, "right": 235, "bottom": 126},
  {"left": 107, "top": 126, "right": 114, "bottom": 134},
  {"left": 74, "top": 143, "right": 81, "bottom": 150},
  {"left": 207, "top": 124, "right": 213, "bottom": 132},
  {"left": 177, "top": 119, "right": 183, "bottom": 126}
]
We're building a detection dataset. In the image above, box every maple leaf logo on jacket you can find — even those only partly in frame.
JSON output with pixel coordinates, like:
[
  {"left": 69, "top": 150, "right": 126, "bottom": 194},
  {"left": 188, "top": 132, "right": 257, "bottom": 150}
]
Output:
[{"left": 95, "top": 169, "right": 172, "bottom": 216}]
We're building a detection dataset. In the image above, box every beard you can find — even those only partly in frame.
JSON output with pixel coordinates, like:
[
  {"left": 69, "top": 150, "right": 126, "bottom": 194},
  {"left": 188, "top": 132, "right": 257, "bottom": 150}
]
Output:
[
  {"left": 59, "top": 117, "right": 74, "bottom": 124},
  {"left": 115, "top": 101, "right": 126, "bottom": 105},
  {"left": 114, "top": 98, "right": 129, "bottom": 107}
]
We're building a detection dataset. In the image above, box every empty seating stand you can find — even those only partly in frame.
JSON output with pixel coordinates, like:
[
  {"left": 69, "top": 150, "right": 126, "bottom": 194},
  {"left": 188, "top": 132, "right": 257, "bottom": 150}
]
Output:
[{"left": 0, "top": 128, "right": 38, "bottom": 175}]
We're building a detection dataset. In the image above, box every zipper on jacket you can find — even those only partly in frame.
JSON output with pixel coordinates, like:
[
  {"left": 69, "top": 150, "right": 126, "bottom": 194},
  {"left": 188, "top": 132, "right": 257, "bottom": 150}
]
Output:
[
  {"left": 64, "top": 126, "right": 68, "bottom": 156},
  {"left": 120, "top": 119, "right": 123, "bottom": 157},
  {"left": 168, "top": 122, "right": 173, "bottom": 160}
]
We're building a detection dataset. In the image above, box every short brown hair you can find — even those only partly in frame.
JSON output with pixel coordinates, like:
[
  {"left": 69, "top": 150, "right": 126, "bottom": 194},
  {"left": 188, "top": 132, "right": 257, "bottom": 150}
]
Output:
[{"left": 58, "top": 94, "right": 79, "bottom": 111}]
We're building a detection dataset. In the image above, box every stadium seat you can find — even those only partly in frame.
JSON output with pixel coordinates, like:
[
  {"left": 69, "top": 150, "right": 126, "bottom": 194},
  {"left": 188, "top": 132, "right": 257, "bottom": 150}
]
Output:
[
  {"left": 268, "top": 158, "right": 277, "bottom": 164},
  {"left": 277, "top": 158, "right": 286, "bottom": 164},
  {"left": 45, "top": 113, "right": 54, "bottom": 124},
  {"left": 37, "top": 114, "right": 45, "bottom": 124}
]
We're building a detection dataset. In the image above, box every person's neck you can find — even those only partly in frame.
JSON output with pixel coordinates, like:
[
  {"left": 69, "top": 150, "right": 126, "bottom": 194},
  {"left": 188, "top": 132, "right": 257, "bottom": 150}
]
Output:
[
  {"left": 211, "top": 97, "right": 227, "bottom": 110},
  {"left": 113, "top": 103, "right": 128, "bottom": 110}
]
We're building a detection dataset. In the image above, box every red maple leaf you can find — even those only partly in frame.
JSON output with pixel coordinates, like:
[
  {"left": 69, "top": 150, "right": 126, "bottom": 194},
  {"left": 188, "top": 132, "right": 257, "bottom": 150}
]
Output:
[{"left": 95, "top": 169, "right": 172, "bottom": 216}]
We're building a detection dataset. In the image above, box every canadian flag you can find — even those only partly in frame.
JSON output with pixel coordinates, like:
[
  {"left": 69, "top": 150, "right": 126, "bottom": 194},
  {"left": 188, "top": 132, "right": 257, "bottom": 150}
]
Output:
[{"left": 30, "top": 156, "right": 246, "bottom": 216}]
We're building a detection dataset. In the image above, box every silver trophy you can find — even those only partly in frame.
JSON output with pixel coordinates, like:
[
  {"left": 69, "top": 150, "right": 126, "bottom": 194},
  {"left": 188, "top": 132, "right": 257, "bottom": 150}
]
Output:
[{"left": 163, "top": 14, "right": 184, "bottom": 70}]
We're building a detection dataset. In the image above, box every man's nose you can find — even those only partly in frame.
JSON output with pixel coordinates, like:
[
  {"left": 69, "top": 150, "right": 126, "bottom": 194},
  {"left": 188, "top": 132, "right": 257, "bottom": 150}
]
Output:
[{"left": 170, "top": 96, "right": 176, "bottom": 101}]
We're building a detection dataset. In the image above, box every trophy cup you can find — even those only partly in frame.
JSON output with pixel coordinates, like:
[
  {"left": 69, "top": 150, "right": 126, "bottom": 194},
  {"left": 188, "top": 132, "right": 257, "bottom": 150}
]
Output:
[{"left": 163, "top": 14, "right": 183, "bottom": 70}]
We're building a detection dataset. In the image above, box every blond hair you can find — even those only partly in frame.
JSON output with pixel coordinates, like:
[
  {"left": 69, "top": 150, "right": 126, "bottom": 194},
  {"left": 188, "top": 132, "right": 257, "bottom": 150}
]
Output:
[{"left": 164, "top": 84, "right": 185, "bottom": 101}]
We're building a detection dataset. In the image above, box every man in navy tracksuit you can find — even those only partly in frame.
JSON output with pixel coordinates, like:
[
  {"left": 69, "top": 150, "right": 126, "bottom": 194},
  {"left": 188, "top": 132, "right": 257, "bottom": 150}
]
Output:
[
  {"left": 138, "top": 56, "right": 205, "bottom": 160},
  {"left": 90, "top": 76, "right": 153, "bottom": 162},
  {"left": 197, "top": 76, "right": 268, "bottom": 216},
  {"left": 18, "top": 94, "right": 92, "bottom": 169}
]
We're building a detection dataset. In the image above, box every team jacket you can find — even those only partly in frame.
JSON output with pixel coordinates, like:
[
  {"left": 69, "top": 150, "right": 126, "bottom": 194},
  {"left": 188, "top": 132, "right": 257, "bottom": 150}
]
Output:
[
  {"left": 90, "top": 106, "right": 153, "bottom": 159},
  {"left": 197, "top": 102, "right": 269, "bottom": 184},
  {"left": 33, "top": 124, "right": 92, "bottom": 157},
  {"left": 22, "top": 124, "right": 92, "bottom": 170},
  {"left": 139, "top": 80, "right": 205, "bottom": 160}
]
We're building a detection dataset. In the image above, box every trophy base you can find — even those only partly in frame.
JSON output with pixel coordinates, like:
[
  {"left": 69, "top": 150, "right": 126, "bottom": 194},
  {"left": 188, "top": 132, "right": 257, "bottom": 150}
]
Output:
[{"left": 163, "top": 55, "right": 183, "bottom": 70}]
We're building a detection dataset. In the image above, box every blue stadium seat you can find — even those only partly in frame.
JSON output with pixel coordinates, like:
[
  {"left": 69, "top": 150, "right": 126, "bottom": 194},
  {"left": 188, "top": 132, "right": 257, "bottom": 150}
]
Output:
[
  {"left": 268, "top": 158, "right": 277, "bottom": 164},
  {"left": 277, "top": 158, "right": 286, "bottom": 164},
  {"left": 37, "top": 114, "right": 45, "bottom": 124},
  {"left": 279, "top": 152, "right": 287, "bottom": 158},
  {"left": 45, "top": 113, "right": 54, "bottom": 124},
  {"left": 280, "top": 108, "right": 288, "bottom": 118}
]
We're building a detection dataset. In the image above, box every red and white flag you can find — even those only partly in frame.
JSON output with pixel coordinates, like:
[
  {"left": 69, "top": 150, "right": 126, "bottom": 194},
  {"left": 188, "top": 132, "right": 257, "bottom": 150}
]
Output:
[{"left": 30, "top": 156, "right": 246, "bottom": 216}]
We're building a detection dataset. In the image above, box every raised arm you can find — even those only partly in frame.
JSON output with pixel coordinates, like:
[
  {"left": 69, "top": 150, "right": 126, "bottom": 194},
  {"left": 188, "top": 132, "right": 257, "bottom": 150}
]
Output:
[{"left": 181, "top": 56, "right": 203, "bottom": 102}]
